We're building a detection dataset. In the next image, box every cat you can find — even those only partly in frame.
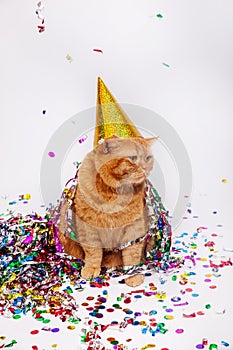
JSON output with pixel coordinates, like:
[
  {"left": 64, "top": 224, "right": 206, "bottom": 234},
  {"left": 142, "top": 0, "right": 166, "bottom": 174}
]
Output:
[{"left": 58, "top": 136, "right": 156, "bottom": 287}]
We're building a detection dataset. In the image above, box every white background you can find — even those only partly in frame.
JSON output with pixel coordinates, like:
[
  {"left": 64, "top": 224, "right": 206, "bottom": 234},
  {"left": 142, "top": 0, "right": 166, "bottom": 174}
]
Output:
[{"left": 0, "top": 1, "right": 233, "bottom": 349}]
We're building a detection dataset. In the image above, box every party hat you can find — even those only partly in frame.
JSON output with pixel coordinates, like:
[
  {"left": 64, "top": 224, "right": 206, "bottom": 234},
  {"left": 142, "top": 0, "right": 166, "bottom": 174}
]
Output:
[{"left": 94, "top": 77, "right": 142, "bottom": 147}]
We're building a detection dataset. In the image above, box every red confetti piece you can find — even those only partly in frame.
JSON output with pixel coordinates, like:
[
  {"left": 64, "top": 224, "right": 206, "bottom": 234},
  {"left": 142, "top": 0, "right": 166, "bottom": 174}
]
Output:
[
  {"left": 93, "top": 49, "right": 103, "bottom": 53},
  {"left": 90, "top": 282, "right": 103, "bottom": 288},
  {"left": 131, "top": 289, "right": 145, "bottom": 294},
  {"left": 107, "top": 337, "right": 115, "bottom": 342},
  {"left": 32, "top": 346, "right": 39, "bottom": 350},
  {"left": 205, "top": 241, "right": 215, "bottom": 247},
  {"left": 183, "top": 312, "right": 196, "bottom": 318},
  {"left": 197, "top": 311, "right": 205, "bottom": 316},
  {"left": 106, "top": 308, "right": 114, "bottom": 312},
  {"left": 209, "top": 285, "right": 217, "bottom": 289},
  {"left": 30, "top": 330, "right": 39, "bottom": 335},
  {"left": 124, "top": 297, "right": 131, "bottom": 304}
]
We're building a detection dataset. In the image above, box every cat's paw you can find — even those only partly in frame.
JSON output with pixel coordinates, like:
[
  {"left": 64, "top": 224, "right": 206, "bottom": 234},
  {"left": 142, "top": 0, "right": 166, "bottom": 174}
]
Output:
[
  {"left": 125, "top": 274, "right": 144, "bottom": 287},
  {"left": 81, "top": 267, "right": 101, "bottom": 279}
]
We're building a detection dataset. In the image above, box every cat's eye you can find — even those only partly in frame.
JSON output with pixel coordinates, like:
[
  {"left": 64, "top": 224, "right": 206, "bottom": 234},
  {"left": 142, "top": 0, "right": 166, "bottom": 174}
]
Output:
[
  {"left": 129, "top": 156, "right": 137, "bottom": 161},
  {"left": 145, "top": 155, "right": 152, "bottom": 161}
]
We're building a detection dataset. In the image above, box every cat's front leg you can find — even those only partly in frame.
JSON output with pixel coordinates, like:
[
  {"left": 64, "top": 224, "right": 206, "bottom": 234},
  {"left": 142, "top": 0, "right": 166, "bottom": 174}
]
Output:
[
  {"left": 81, "top": 245, "right": 103, "bottom": 279},
  {"left": 122, "top": 241, "right": 145, "bottom": 287}
]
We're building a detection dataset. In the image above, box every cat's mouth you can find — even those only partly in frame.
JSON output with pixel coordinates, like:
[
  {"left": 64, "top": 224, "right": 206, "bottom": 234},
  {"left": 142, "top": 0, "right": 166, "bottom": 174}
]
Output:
[{"left": 128, "top": 169, "right": 146, "bottom": 184}]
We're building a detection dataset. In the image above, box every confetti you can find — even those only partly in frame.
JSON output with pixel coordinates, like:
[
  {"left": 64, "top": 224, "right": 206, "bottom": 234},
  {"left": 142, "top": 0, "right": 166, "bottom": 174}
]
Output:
[
  {"left": 0, "top": 162, "right": 231, "bottom": 350},
  {"left": 221, "top": 341, "right": 230, "bottom": 347},
  {"left": 93, "top": 49, "right": 103, "bottom": 53},
  {"left": 36, "top": 1, "right": 45, "bottom": 33},
  {"left": 221, "top": 179, "right": 227, "bottom": 183},
  {"left": 162, "top": 62, "right": 170, "bottom": 67},
  {"left": 48, "top": 151, "right": 55, "bottom": 157},
  {"left": 66, "top": 54, "right": 73, "bottom": 63},
  {"left": 78, "top": 135, "right": 88, "bottom": 144},
  {"left": 175, "top": 329, "right": 184, "bottom": 334},
  {"left": 156, "top": 13, "right": 163, "bottom": 18},
  {"left": 202, "top": 339, "right": 208, "bottom": 346}
]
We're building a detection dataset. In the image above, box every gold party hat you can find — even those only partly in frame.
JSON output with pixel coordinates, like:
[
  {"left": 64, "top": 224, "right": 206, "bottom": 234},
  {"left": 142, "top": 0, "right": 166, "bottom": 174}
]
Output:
[{"left": 94, "top": 77, "right": 142, "bottom": 148}]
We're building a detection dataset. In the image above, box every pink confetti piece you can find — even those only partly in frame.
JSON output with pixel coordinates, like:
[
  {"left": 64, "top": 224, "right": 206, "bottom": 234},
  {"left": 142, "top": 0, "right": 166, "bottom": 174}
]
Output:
[
  {"left": 22, "top": 235, "right": 33, "bottom": 244},
  {"left": 48, "top": 151, "right": 55, "bottom": 158},
  {"left": 78, "top": 135, "right": 87, "bottom": 144}
]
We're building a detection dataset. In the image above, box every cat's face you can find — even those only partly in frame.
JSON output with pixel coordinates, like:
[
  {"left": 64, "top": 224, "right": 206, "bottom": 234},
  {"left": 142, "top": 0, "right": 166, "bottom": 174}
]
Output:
[{"left": 93, "top": 137, "right": 156, "bottom": 187}]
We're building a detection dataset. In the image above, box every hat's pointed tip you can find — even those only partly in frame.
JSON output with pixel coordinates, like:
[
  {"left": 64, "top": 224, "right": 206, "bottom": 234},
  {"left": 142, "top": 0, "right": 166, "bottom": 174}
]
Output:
[{"left": 97, "top": 76, "right": 103, "bottom": 85}]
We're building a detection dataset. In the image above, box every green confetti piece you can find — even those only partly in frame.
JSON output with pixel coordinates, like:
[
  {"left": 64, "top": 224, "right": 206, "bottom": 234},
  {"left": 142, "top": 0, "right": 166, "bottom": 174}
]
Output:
[
  {"left": 35, "top": 317, "right": 44, "bottom": 321},
  {"left": 162, "top": 62, "right": 170, "bottom": 68},
  {"left": 13, "top": 314, "right": 21, "bottom": 319},
  {"left": 70, "top": 231, "right": 76, "bottom": 240},
  {"left": 42, "top": 319, "right": 51, "bottom": 323},
  {"left": 113, "top": 304, "right": 120, "bottom": 308},
  {"left": 172, "top": 275, "right": 177, "bottom": 281},
  {"left": 205, "top": 304, "right": 211, "bottom": 309},
  {"left": 5, "top": 340, "right": 17, "bottom": 348},
  {"left": 68, "top": 317, "right": 80, "bottom": 324},
  {"left": 159, "top": 327, "right": 168, "bottom": 334},
  {"left": 111, "top": 340, "right": 119, "bottom": 345},
  {"left": 156, "top": 13, "right": 163, "bottom": 18},
  {"left": 66, "top": 287, "right": 73, "bottom": 294}
]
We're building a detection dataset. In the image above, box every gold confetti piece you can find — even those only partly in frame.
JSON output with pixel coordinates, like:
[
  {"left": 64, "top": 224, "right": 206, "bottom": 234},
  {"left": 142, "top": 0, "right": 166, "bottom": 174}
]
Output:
[
  {"left": 221, "top": 178, "right": 227, "bottom": 183},
  {"left": 66, "top": 54, "right": 73, "bottom": 62},
  {"left": 67, "top": 325, "right": 76, "bottom": 330}
]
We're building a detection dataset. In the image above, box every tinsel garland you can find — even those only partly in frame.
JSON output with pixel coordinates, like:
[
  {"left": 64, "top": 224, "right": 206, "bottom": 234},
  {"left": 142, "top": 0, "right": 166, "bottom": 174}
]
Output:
[
  {"left": 0, "top": 165, "right": 182, "bottom": 321},
  {"left": 52, "top": 163, "right": 183, "bottom": 275}
]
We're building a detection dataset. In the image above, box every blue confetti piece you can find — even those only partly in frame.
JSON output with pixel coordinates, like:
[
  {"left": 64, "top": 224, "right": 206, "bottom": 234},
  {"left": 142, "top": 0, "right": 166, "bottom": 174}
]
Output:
[{"left": 221, "top": 341, "right": 229, "bottom": 347}]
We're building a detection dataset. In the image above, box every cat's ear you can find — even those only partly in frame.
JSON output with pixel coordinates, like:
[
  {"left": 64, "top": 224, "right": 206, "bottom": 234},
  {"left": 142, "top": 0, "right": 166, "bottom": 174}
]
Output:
[
  {"left": 99, "top": 137, "right": 120, "bottom": 154},
  {"left": 145, "top": 137, "right": 158, "bottom": 145}
]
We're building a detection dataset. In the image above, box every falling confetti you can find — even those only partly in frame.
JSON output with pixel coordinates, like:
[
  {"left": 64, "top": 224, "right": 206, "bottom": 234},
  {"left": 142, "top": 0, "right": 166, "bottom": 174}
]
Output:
[
  {"left": 162, "top": 62, "right": 170, "bottom": 68},
  {"left": 221, "top": 179, "right": 227, "bottom": 183},
  {"left": 48, "top": 151, "right": 55, "bottom": 157},
  {"left": 78, "top": 135, "right": 87, "bottom": 144},
  {"left": 93, "top": 49, "right": 103, "bottom": 54},
  {"left": 36, "top": 1, "right": 45, "bottom": 33},
  {"left": 156, "top": 13, "right": 163, "bottom": 18},
  {"left": 66, "top": 54, "right": 73, "bottom": 63}
]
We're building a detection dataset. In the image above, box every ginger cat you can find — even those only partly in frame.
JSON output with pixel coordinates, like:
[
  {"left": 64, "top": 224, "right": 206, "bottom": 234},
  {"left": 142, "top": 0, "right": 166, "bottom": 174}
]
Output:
[{"left": 58, "top": 136, "right": 156, "bottom": 287}]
